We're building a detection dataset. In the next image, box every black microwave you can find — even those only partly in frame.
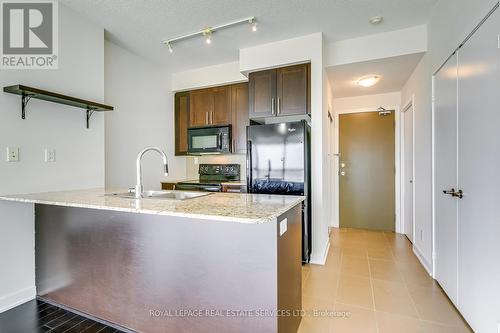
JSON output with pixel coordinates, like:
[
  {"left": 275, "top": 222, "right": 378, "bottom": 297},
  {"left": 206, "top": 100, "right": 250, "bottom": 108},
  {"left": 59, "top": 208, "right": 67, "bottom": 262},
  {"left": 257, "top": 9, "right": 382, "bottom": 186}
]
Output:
[{"left": 188, "top": 126, "right": 231, "bottom": 154}]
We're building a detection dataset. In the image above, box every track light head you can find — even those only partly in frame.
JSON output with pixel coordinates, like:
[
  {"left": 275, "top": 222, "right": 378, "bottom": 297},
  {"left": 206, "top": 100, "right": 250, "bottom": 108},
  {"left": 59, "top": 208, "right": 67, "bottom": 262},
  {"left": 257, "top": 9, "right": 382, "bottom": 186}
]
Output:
[
  {"left": 203, "top": 29, "right": 213, "bottom": 44},
  {"left": 249, "top": 17, "right": 257, "bottom": 31},
  {"left": 167, "top": 42, "right": 173, "bottom": 53}
]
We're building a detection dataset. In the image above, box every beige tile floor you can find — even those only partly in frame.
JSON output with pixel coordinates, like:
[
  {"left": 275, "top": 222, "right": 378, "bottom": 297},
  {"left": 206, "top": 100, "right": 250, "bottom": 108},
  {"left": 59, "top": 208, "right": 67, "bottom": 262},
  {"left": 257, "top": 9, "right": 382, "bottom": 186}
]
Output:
[{"left": 298, "top": 228, "right": 472, "bottom": 333}]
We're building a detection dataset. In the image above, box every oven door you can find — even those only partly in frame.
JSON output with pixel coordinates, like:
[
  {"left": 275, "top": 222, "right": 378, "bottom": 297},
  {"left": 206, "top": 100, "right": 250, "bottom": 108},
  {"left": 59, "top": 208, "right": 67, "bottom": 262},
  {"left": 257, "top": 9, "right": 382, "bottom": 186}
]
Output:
[{"left": 188, "top": 126, "right": 231, "bottom": 154}]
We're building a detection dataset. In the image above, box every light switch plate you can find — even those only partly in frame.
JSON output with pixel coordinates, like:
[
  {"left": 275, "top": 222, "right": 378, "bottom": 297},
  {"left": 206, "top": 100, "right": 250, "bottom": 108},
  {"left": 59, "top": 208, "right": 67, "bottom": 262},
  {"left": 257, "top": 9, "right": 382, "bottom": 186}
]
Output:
[
  {"left": 279, "top": 218, "right": 288, "bottom": 236},
  {"left": 6, "top": 147, "right": 19, "bottom": 162},
  {"left": 45, "top": 148, "right": 56, "bottom": 162}
]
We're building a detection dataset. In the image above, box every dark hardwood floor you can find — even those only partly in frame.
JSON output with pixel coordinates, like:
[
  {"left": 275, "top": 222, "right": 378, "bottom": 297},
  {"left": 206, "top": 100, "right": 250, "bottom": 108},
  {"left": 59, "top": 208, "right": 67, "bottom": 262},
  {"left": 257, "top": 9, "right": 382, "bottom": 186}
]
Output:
[{"left": 0, "top": 299, "right": 126, "bottom": 333}]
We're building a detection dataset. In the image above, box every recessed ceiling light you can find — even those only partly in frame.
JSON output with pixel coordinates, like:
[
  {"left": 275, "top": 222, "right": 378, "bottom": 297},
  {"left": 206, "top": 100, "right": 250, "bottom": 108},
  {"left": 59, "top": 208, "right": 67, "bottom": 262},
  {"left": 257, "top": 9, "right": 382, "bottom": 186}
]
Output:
[
  {"left": 357, "top": 75, "right": 382, "bottom": 88},
  {"left": 369, "top": 16, "right": 383, "bottom": 25}
]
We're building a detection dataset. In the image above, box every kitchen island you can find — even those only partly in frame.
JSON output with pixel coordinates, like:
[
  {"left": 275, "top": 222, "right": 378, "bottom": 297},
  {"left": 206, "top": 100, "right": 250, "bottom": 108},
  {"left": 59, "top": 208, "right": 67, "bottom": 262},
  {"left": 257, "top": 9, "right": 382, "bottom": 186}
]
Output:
[{"left": 0, "top": 189, "right": 304, "bottom": 333}]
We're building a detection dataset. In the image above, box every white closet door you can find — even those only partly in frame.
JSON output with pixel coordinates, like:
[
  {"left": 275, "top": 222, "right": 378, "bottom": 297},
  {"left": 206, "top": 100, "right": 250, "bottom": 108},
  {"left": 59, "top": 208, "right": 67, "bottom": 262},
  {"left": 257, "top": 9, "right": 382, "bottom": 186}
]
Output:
[
  {"left": 457, "top": 8, "right": 500, "bottom": 332},
  {"left": 434, "top": 53, "right": 458, "bottom": 306},
  {"left": 403, "top": 106, "right": 414, "bottom": 242}
]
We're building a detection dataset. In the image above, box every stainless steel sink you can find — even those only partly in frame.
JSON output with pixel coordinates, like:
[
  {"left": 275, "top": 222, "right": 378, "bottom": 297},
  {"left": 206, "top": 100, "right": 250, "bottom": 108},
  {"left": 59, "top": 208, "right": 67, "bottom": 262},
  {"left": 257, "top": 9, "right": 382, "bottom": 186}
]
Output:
[{"left": 105, "top": 190, "right": 212, "bottom": 200}]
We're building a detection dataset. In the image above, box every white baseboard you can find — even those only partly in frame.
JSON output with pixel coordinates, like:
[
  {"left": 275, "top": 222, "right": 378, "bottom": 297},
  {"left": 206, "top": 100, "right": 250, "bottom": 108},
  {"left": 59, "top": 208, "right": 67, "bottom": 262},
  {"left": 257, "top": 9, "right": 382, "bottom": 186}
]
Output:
[
  {"left": 0, "top": 286, "right": 36, "bottom": 313},
  {"left": 413, "top": 245, "right": 433, "bottom": 277},
  {"left": 310, "top": 240, "right": 330, "bottom": 265}
]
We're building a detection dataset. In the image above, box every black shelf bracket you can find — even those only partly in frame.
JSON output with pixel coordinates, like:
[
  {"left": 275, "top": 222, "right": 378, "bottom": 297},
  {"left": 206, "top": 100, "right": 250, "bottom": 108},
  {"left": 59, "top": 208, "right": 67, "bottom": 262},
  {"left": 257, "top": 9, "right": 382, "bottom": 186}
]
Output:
[
  {"left": 21, "top": 93, "right": 34, "bottom": 119},
  {"left": 86, "top": 108, "right": 95, "bottom": 129}
]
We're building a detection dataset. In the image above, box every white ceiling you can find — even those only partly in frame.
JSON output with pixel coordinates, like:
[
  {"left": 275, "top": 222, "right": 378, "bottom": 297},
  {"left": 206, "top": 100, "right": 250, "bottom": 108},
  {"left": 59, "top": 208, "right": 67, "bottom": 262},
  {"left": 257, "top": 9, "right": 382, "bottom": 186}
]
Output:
[
  {"left": 327, "top": 53, "right": 425, "bottom": 98},
  {"left": 60, "top": 0, "right": 436, "bottom": 72}
]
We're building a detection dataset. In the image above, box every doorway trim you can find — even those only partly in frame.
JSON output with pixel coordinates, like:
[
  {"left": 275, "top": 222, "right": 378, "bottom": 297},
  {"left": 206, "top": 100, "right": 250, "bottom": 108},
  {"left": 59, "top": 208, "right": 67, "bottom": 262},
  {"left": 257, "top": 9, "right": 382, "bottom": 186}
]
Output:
[
  {"left": 401, "top": 95, "right": 416, "bottom": 242},
  {"left": 332, "top": 105, "right": 402, "bottom": 233}
]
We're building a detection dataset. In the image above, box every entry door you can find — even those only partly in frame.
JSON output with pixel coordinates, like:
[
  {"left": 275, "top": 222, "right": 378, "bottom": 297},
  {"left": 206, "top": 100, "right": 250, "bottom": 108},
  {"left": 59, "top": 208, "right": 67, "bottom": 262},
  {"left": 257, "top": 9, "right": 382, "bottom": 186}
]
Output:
[
  {"left": 434, "top": 52, "right": 458, "bottom": 306},
  {"left": 339, "top": 111, "right": 395, "bottom": 231},
  {"left": 456, "top": 8, "right": 500, "bottom": 331},
  {"left": 402, "top": 105, "right": 414, "bottom": 242}
]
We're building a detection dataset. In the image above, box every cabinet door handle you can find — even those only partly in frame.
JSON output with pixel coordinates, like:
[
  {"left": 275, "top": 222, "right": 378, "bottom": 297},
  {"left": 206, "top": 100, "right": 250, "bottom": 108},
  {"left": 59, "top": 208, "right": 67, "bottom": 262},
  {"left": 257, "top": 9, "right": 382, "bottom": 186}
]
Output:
[
  {"left": 211, "top": 111, "right": 214, "bottom": 124},
  {"left": 271, "top": 98, "right": 275, "bottom": 115},
  {"left": 206, "top": 112, "right": 209, "bottom": 124},
  {"left": 277, "top": 98, "right": 281, "bottom": 115}
]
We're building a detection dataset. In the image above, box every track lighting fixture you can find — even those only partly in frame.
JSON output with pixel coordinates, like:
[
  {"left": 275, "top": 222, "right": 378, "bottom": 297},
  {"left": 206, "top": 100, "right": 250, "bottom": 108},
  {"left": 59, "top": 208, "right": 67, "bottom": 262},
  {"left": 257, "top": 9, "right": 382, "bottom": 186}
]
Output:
[{"left": 162, "top": 16, "right": 257, "bottom": 53}]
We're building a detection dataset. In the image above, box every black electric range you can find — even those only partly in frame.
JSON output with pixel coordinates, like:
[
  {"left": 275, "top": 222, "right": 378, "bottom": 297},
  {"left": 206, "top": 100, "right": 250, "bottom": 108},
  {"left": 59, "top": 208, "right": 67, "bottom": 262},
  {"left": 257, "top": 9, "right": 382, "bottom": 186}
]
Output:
[{"left": 176, "top": 164, "right": 241, "bottom": 192}]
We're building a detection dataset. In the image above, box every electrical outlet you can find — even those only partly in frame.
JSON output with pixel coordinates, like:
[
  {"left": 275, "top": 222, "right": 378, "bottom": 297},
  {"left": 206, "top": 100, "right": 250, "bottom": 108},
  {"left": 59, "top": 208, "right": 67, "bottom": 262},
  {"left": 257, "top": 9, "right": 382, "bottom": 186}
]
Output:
[
  {"left": 279, "top": 218, "right": 288, "bottom": 236},
  {"left": 44, "top": 148, "right": 56, "bottom": 162},
  {"left": 6, "top": 147, "right": 19, "bottom": 162}
]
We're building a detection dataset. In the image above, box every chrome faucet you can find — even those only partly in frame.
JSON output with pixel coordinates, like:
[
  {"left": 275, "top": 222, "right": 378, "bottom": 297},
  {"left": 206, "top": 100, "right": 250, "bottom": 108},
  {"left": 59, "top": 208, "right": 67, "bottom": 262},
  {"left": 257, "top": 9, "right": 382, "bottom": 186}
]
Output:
[{"left": 135, "top": 147, "right": 169, "bottom": 198}]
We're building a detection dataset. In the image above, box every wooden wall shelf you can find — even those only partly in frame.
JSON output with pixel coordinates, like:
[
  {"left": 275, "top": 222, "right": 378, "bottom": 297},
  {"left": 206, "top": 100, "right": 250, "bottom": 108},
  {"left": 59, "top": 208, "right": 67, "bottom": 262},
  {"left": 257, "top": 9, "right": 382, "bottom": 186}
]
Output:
[{"left": 3, "top": 85, "right": 114, "bottom": 128}]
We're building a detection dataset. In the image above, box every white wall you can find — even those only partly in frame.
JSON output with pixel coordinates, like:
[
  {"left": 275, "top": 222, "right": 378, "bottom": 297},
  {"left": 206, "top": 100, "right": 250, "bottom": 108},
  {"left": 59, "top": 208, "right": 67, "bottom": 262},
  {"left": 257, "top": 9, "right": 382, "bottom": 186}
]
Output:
[
  {"left": 333, "top": 92, "right": 401, "bottom": 111},
  {"left": 240, "top": 33, "right": 331, "bottom": 264},
  {"left": 401, "top": 0, "right": 498, "bottom": 273},
  {"left": 0, "top": 5, "right": 105, "bottom": 312},
  {"left": 325, "top": 25, "right": 427, "bottom": 67},
  {"left": 104, "top": 41, "right": 186, "bottom": 189},
  {"left": 172, "top": 61, "right": 247, "bottom": 92}
]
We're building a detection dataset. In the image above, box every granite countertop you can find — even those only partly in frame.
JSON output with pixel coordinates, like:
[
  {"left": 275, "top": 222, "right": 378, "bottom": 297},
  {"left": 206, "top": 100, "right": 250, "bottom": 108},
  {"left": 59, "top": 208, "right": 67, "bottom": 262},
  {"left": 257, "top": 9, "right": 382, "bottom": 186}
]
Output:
[{"left": 0, "top": 188, "right": 303, "bottom": 224}]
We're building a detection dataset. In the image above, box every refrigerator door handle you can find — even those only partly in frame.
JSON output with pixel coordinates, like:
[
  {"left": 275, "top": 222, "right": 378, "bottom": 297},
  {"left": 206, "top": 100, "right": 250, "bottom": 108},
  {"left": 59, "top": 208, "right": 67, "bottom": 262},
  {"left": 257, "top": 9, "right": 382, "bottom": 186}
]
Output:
[{"left": 247, "top": 140, "right": 253, "bottom": 192}]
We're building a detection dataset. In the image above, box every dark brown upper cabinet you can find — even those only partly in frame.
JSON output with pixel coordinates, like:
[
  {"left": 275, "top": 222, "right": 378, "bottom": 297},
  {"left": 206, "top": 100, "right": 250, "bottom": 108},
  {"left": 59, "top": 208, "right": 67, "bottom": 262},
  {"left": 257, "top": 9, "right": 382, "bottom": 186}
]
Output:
[
  {"left": 189, "top": 88, "right": 212, "bottom": 127},
  {"left": 231, "top": 83, "right": 249, "bottom": 154},
  {"left": 277, "top": 64, "right": 310, "bottom": 116},
  {"left": 189, "top": 86, "right": 232, "bottom": 128},
  {"left": 248, "top": 63, "right": 310, "bottom": 119},
  {"left": 212, "top": 86, "right": 232, "bottom": 126},
  {"left": 174, "top": 92, "right": 190, "bottom": 156},
  {"left": 248, "top": 69, "right": 277, "bottom": 118}
]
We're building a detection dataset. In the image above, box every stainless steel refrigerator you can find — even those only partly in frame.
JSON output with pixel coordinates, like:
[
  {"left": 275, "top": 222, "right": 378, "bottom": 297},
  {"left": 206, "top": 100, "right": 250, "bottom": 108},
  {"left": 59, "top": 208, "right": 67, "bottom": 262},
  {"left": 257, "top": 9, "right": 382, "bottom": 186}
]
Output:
[{"left": 246, "top": 120, "right": 311, "bottom": 262}]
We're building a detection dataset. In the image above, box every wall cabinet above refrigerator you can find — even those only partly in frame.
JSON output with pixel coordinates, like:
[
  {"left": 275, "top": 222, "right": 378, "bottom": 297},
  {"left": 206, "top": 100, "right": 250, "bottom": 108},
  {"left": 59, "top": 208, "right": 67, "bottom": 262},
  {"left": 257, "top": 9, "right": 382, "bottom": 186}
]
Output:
[{"left": 248, "top": 63, "right": 310, "bottom": 120}]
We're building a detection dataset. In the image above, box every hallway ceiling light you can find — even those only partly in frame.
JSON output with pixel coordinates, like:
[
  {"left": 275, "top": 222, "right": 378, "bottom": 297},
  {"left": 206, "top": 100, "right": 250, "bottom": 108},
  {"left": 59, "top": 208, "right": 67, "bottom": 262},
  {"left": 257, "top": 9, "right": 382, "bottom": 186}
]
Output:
[
  {"left": 162, "top": 16, "right": 257, "bottom": 53},
  {"left": 357, "top": 75, "right": 382, "bottom": 88}
]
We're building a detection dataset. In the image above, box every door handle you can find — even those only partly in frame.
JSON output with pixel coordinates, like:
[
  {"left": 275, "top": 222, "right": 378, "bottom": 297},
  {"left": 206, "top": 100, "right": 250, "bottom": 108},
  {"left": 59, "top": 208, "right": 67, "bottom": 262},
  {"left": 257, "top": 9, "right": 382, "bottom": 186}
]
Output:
[
  {"left": 443, "top": 188, "right": 456, "bottom": 195},
  {"left": 443, "top": 188, "right": 463, "bottom": 199},
  {"left": 277, "top": 98, "right": 281, "bottom": 115},
  {"left": 206, "top": 112, "right": 209, "bottom": 125},
  {"left": 271, "top": 98, "right": 276, "bottom": 115}
]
